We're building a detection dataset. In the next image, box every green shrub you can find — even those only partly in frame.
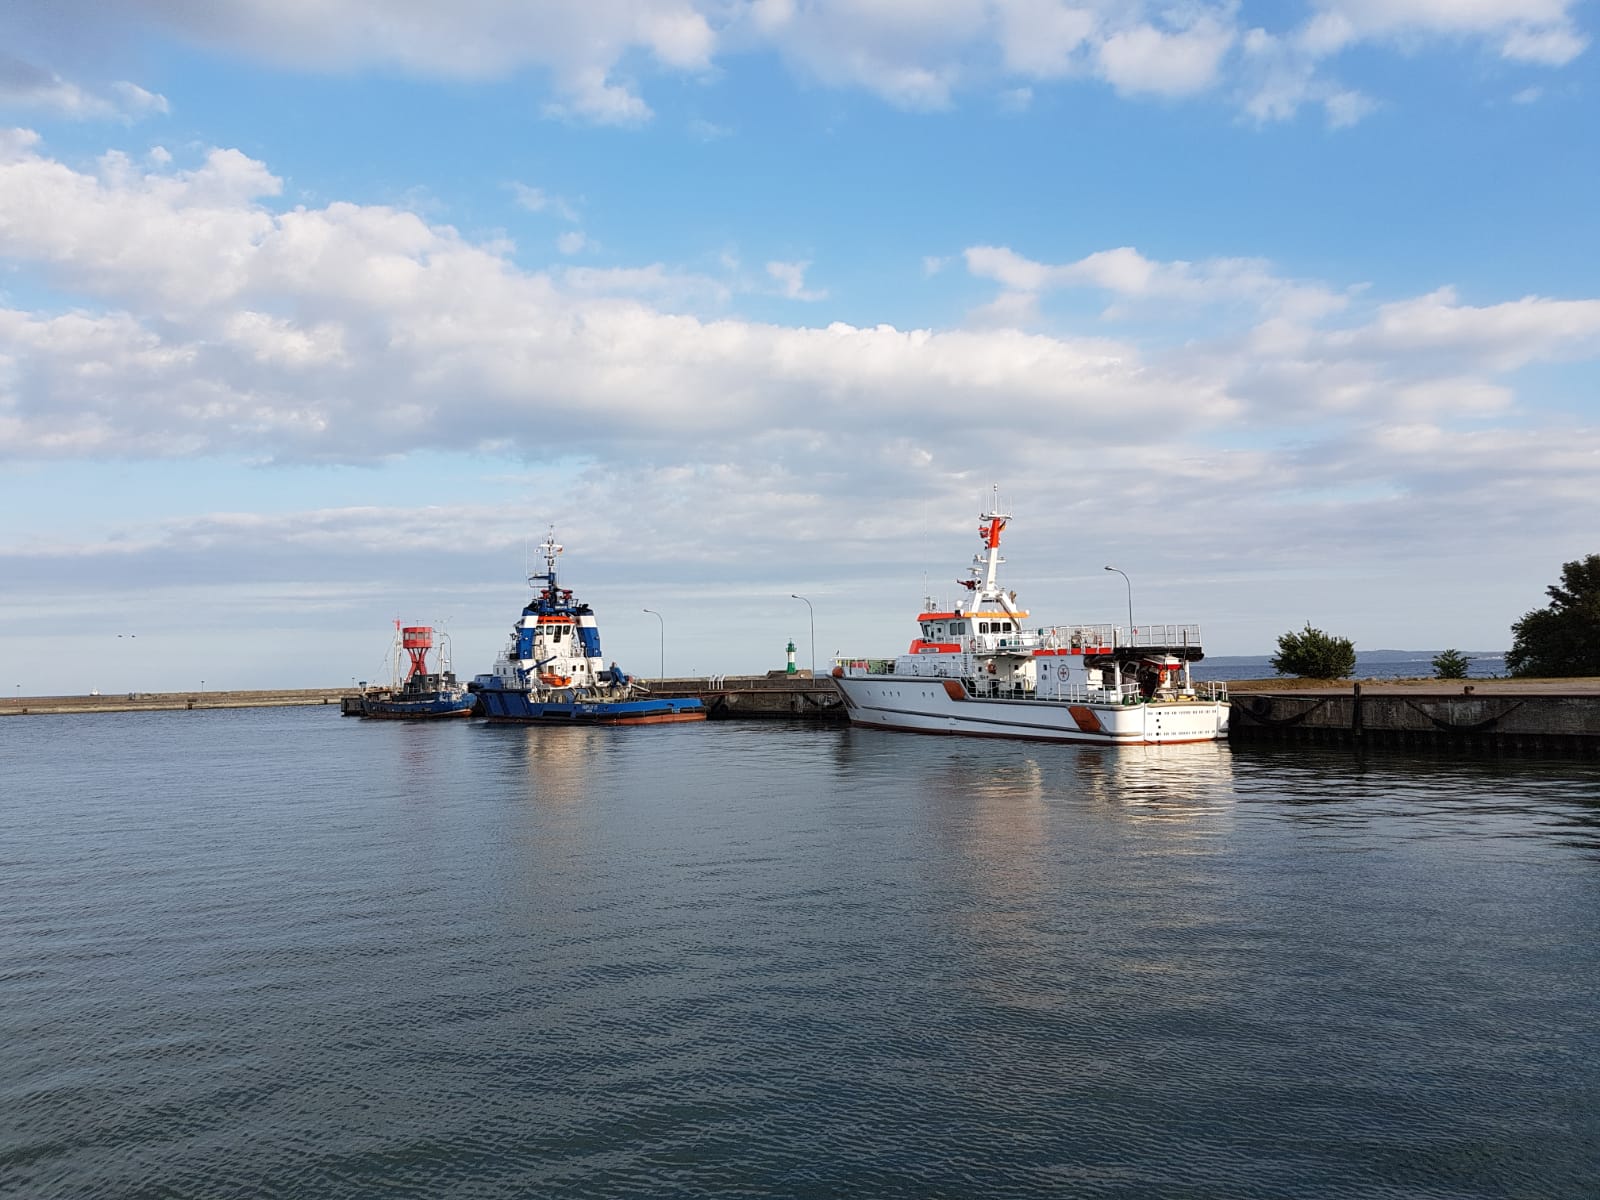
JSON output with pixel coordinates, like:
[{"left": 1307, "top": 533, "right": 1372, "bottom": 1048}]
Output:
[
  {"left": 1506, "top": 555, "right": 1600, "bottom": 677},
  {"left": 1432, "top": 649, "right": 1471, "bottom": 679},
  {"left": 1270, "top": 624, "right": 1356, "bottom": 679}
]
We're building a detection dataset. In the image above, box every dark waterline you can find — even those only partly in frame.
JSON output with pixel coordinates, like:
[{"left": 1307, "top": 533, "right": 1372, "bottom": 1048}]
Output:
[{"left": 2, "top": 709, "right": 1597, "bottom": 1198}]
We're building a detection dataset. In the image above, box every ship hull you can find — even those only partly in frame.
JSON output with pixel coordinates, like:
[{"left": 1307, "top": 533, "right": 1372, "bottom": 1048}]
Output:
[
  {"left": 832, "top": 673, "right": 1226, "bottom": 745},
  {"left": 476, "top": 687, "right": 705, "bottom": 725},
  {"left": 359, "top": 692, "right": 477, "bottom": 719}
]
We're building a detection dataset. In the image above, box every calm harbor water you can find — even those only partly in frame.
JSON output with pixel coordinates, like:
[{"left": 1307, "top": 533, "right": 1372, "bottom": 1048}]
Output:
[{"left": 3, "top": 709, "right": 1597, "bottom": 1199}]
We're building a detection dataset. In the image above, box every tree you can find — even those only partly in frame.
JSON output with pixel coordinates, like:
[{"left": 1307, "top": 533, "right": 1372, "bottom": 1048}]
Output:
[
  {"left": 1271, "top": 624, "right": 1357, "bottom": 679},
  {"left": 1432, "top": 649, "right": 1471, "bottom": 680},
  {"left": 1505, "top": 555, "right": 1600, "bottom": 677}
]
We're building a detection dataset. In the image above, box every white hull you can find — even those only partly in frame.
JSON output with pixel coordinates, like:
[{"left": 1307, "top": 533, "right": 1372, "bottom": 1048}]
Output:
[{"left": 833, "top": 673, "right": 1228, "bottom": 745}]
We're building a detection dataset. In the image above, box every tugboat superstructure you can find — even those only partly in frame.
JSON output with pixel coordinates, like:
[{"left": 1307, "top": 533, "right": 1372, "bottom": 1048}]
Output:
[
  {"left": 356, "top": 624, "right": 476, "bottom": 719},
  {"left": 473, "top": 530, "right": 704, "bottom": 725},
  {"left": 831, "top": 493, "right": 1228, "bottom": 744}
]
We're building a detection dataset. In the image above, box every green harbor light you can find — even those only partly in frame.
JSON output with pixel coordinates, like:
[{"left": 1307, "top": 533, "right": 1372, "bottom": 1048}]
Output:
[{"left": 786, "top": 640, "right": 797, "bottom": 675}]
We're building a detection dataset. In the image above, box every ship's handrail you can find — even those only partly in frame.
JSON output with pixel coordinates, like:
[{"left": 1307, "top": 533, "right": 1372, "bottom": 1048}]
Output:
[
  {"left": 1011, "top": 623, "right": 1205, "bottom": 651},
  {"left": 949, "top": 624, "right": 1206, "bottom": 655},
  {"left": 1027, "top": 680, "right": 1143, "bottom": 704}
]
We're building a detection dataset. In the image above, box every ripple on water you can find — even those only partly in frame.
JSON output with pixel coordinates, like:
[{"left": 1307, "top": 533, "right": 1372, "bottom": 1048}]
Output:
[{"left": 2, "top": 714, "right": 1598, "bottom": 1197}]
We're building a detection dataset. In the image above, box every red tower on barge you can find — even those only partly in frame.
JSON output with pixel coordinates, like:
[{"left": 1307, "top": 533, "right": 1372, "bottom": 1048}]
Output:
[{"left": 401, "top": 625, "right": 437, "bottom": 679}]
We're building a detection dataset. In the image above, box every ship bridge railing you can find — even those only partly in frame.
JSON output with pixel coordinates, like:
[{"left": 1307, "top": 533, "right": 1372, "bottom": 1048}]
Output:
[{"left": 1006, "top": 623, "right": 1204, "bottom": 653}]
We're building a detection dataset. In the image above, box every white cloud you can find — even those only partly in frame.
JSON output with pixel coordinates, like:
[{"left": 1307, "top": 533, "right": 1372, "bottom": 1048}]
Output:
[
  {"left": 509, "top": 183, "right": 580, "bottom": 222},
  {"left": 1241, "top": 1, "right": 1585, "bottom": 124},
  {"left": 739, "top": 0, "right": 987, "bottom": 110},
  {"left": 0, "top": 55, "right": 168, "bottom": 121},
  {"left": 559, "top": 264, "right": 729, "bottom": 305},
  {"left": 556, "top": 231, "right": 590, "bottom": 255},
  {"left": 992, "top": 0, "right": 1097, "bottom": 77},
  {"left": 1095, "top": 15, "right": 1236, "bottom": 97},
  {"left": 997, "top": 86, "right": 1034, "bottom": 112},
  {"left": 1322, "top": 88, "right": 1377, "bottom": 127},
  {"left": 10, "top": 0, "right": 719, "bottom": 127},
  {"left": 542, "top": 66, "right": 654, "bottom": 126},
  {"left": 687, "top": 118, "right": 731, "bottom": 141},
  {"left": 1500, "top": 25, "right": 1588, "bottom": 65},
  {"left": 1297, "top": 0, "right": 1589, "bottom": 74},
  {"left": 1326, "top": 286, "right": 1600, "bottom": 371},
  {"left": 766, "top": 260, "right": 827, "bottom": 301},
  {"left": 2, "top": 1, "right": 1588, "bottom": 130},
  {"left": 963, "top": 244, "right": 1349, "bottom": 320}
]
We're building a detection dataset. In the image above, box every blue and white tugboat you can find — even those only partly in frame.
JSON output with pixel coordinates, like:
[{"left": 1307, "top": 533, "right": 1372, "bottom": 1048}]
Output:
[
  {"left": 472, "top": 530, "right": 705, "bottom": 725},
  {"left": 357, "top": 624, "right": 476, "bottom": 719}
]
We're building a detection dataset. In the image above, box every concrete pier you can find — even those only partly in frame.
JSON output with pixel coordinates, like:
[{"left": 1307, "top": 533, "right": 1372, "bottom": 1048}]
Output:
[
  {"left": 3, "top": 677, "right": 848, "bottom": 721},
  {"left": 2, "top": 688, "right": 348, "bottom": 717},
  {"left": 1228, "top": 678, "right": 1600, "bottom": 756},
  {"left": 639, "top": 673, "right": 846, "bottom": 722}
]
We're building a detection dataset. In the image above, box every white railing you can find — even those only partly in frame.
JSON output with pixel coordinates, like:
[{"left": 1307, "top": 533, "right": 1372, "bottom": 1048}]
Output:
[
  {"left": 936, "top": 623, "right": 1208, "bottom": 655},
  {"left": 1028, "top": 623, "right": 1205, "bottom": 651}
]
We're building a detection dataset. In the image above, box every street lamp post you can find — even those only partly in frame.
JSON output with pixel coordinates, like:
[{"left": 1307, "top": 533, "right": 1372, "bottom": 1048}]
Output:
[
  {"left": 642, "top": 609, "right": 665, "bottom": 680},
  {"left": 790, "top": 594, "right": 815, "bottom": 677},
  {"left": 1103, "top": 566, "right": 1134, "bottom": 645}
]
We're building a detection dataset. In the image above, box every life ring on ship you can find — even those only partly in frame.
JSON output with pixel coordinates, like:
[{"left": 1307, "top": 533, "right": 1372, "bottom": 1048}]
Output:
[{"left": 986, "top": 662, "right": 997, "bottom": 674}]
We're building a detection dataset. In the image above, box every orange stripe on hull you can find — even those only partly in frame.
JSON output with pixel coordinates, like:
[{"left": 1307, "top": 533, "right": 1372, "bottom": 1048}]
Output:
[
  {"left": 590, "top": 710, "right": 706, "bottom": 725},
  {"left": 1067, "top": 705, "right": 1104, "bottom": 733}
]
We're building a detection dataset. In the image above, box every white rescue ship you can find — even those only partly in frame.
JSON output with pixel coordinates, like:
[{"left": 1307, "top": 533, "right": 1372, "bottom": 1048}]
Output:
[{"left": 830, "top": 496, "right": 1229, "bottom": 745}]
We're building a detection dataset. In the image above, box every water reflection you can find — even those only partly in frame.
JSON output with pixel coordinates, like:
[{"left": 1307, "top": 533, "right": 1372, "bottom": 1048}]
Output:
[
  {"left": 1230, "top": 744, "right": 1600, "bottom": 856},
  {"left": 480, "top": 721, "right": 612, "bottom": 807},
  {"left": 1071, "top": 741, "right": 1238, "bottom": 825}
]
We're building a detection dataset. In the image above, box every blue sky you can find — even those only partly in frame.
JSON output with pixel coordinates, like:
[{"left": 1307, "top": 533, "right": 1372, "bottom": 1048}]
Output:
[{"left": 2, "top": 0, "right": 1597, "bottom": 693}]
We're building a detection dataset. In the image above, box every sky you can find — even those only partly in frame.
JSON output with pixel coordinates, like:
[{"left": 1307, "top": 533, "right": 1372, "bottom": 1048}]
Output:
[{"left": 2, "top": 0, "right": 1597, "bottom": 695}]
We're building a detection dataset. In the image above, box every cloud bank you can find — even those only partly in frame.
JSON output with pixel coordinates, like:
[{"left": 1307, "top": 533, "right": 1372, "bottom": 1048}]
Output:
[
  {"left": 2, "top": 1, "right": 1587, "bottom": 127},
  {"left": 2, "top": 128, "right": 1596, "bottom": 615}
]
